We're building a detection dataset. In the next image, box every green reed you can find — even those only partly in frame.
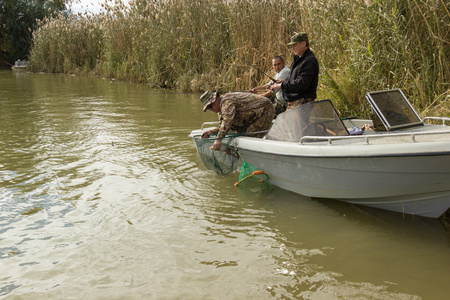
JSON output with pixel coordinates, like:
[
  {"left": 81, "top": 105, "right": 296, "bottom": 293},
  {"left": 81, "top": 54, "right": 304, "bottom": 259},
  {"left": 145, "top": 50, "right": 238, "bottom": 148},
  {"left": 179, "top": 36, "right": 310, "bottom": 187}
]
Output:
[{"left": 28, "top": 0, "right": 449, "bottom": 117}]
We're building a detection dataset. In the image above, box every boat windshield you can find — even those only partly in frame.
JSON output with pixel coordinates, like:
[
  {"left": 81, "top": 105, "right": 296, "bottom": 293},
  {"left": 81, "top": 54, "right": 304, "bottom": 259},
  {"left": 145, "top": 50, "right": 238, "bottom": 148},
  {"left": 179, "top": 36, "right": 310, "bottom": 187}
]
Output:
[
  {"left": 365, "top": 89, "right": 423, "bottom": 131},
  {"left": 266, "top": 99, "right": 349, "bottom": 142}
]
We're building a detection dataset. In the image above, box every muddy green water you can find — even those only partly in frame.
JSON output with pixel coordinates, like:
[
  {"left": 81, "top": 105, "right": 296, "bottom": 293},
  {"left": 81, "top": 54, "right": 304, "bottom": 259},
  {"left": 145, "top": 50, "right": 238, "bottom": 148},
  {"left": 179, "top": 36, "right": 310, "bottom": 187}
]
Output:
[{"left": 1, "top": 70, "right": 449, "bottom": 299}]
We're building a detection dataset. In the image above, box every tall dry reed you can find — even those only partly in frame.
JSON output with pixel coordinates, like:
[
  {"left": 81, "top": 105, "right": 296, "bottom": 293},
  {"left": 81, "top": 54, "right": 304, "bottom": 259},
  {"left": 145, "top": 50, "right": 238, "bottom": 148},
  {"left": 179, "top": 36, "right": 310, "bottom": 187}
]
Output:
[{"left": 28, "top": 0, "right": 449, "bottom": 117}]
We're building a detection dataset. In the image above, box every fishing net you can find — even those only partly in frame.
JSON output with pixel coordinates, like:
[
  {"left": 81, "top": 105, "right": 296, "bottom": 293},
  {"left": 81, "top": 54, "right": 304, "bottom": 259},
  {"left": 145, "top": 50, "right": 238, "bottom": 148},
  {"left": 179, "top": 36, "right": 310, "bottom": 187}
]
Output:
[
  {"left": 234, "top": 161, "right": 274, "bottom": 193},
  {"left": 192, "top": 134, "right": 242, "bottom": 175}
]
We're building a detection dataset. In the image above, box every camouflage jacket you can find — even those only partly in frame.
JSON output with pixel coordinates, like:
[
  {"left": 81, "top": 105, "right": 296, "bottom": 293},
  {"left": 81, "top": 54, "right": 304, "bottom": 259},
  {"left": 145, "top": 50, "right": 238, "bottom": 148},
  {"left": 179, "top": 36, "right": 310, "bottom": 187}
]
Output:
[{"left": 211, "top": 92, "right": 272, "bottom": 138}]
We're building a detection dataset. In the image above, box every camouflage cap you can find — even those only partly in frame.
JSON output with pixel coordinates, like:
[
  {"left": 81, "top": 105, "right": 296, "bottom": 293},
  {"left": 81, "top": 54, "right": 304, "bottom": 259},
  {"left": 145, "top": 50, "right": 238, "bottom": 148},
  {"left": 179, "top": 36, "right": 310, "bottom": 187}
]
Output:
[
  {"left": 287, "top": 32, "right": 309, "bottom": 45},
  {"left": 200, "top": 91, "right": 217, "bottom": 112}
]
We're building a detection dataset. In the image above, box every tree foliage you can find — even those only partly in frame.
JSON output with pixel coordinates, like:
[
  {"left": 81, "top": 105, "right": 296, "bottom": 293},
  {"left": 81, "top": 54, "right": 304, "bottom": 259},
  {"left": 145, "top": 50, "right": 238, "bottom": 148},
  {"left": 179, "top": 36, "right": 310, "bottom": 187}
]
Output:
[{"left": 0, "top": 0, "right": 67, "bottom": 66}]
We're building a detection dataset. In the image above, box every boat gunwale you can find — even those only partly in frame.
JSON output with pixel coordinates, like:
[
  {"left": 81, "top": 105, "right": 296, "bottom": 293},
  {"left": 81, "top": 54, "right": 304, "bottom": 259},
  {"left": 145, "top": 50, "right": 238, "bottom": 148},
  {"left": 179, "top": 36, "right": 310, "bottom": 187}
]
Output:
[
  {"left": 234, "top": 128, "right": 450, "bottom": 158},
  {"left": 236, "top": 144, "right": 450, "bottom": 159},
  {"left": 191, "top": 117, "right": 450, "bottom": 158}
]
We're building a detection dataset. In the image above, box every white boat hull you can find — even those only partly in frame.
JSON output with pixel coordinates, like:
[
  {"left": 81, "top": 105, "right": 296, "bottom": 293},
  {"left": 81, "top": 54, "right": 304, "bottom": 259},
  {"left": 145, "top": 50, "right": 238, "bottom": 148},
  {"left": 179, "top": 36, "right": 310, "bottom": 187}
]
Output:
[
  {"left": 190, "top": 92, "right": 450, "bottom": 218},
  {"left": 236, "top": 131, "right": 450, "bottom": 218},
  {"left": 11, "top": 65, "right": 27, "bottom": 72}
]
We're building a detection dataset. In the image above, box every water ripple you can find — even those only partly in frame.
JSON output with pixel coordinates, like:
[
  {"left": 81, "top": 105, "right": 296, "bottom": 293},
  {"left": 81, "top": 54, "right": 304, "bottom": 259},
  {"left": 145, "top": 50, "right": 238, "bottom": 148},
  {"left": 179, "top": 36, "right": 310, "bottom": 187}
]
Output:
[{"left": 1, "top": 72, "right": 448, "bottom": 299}]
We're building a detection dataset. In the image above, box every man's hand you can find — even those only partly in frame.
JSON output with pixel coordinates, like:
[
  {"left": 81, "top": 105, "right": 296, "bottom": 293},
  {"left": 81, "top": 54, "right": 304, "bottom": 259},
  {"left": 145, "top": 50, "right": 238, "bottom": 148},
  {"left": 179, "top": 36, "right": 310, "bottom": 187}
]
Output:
[
  {"left": 201, "top": 130, "right": 211, "bottom": 139},
  {"left": 210, "top": 139, "right": 222, "bottom": 151},
  {"left": 270, "top": 83, "right": 281, "bottom": 91},
  {"left": 251, "top": 86, "right": 265, "bottom": 93}
]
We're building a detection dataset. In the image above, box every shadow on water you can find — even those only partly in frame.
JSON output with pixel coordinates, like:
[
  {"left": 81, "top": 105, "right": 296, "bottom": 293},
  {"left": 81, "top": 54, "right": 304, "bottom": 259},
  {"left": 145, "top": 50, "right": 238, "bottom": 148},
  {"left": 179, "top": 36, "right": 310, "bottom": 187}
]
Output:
[
  {"left": 205, "top": 161, "right": 450, "bottom": 245},
  {"left": 315, "top": 197, "right": 450, "bottom": 243}
]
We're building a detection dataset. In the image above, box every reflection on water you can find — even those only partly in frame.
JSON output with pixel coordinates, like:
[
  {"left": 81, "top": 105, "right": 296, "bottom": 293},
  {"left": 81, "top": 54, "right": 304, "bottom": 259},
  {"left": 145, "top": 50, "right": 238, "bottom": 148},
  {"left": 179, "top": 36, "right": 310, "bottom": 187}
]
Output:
[{"left": 0, "top": 71, "right": 449, "bottom": 299}]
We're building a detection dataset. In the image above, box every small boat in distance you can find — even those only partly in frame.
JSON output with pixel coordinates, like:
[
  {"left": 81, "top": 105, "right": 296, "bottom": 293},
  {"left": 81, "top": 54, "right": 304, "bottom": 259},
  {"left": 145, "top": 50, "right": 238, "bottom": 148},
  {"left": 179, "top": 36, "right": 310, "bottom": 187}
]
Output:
[
  {"left": 11, "top": 60, "right": 28, "bottom": 72},
  {"left": 189, "top": 89, "right": 450, "bottom": 218}
]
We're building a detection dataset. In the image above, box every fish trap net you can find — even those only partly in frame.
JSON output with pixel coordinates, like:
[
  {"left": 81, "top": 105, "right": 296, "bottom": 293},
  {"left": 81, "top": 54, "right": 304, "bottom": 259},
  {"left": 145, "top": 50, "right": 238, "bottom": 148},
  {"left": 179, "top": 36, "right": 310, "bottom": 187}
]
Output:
[
  {"left": 192, "top": 134, "right": 242, "bottom": 175},
  {"left": 234, "top": 161, "right": 274, "bottom": 193}
]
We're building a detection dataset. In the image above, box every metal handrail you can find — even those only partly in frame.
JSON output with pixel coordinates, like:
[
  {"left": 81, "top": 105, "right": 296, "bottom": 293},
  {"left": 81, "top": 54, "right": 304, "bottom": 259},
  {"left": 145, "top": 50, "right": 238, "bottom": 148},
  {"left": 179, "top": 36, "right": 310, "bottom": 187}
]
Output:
[
  {"left": 423, "top": 117, "right": 450, "bottom": 125},
  {"left": 300, "top": 128, "right": 450, "bottom": 145},
  {"left": 201, "top": 121, "right": 220, "bottom": 130},
  {"left": 200, "top": 122, "right": 268, "bottom": 136}
]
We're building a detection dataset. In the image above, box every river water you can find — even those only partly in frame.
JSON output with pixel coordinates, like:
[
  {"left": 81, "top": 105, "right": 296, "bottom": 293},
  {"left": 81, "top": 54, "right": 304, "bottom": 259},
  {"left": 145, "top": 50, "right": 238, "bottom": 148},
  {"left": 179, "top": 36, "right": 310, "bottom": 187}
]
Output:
[{"left": 0, "top": 70, "right": 449, "bottom": 299}]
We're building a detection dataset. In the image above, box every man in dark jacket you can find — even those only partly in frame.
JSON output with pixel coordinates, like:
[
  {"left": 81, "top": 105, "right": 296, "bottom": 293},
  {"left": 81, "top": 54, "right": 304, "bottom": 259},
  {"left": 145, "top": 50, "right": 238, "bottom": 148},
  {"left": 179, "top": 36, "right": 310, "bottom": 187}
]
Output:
[{"left": 270, "top": 32, "right": 319, "bottom": 110}]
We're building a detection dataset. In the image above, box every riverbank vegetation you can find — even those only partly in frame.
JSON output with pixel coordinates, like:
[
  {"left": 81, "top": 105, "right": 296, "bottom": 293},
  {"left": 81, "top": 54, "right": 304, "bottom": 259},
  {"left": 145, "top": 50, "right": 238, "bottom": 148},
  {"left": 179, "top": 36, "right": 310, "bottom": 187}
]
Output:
[
  {"left": 28, "top": 0, "right": 449, "bottom": 117},
  {"left": 0, "top": 0, "right": 66, "bottom": 66}
]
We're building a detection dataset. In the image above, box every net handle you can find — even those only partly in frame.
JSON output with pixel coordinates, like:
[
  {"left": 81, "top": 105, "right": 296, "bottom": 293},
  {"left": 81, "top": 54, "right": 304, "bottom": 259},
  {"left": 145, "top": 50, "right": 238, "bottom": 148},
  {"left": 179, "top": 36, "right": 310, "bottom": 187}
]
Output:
[{"left": 234, "top": 170, "right": 268, "bottom": 187}]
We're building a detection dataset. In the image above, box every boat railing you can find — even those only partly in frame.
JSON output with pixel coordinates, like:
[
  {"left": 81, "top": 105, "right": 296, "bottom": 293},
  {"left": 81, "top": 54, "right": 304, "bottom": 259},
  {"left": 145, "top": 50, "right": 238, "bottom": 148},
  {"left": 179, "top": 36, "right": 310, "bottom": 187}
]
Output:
[
  {"left": 201, "top": 121, "right": 220, "bottom": 130},
  {"left": 423, "top": 117, "right": 450, "bottom": 126},
  {"left": 300, "top": 128, "right": 450, "bottom": 145}
]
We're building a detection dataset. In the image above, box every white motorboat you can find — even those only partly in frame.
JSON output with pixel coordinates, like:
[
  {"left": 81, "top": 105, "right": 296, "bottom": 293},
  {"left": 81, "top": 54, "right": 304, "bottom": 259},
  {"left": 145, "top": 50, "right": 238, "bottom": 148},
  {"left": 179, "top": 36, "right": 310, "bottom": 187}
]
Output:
[
  {"left": 190, "top": 89, "right": 450, "bottom": 218},
  {"left": 11, "top": 59, "right": 28, "bottom": 72}
]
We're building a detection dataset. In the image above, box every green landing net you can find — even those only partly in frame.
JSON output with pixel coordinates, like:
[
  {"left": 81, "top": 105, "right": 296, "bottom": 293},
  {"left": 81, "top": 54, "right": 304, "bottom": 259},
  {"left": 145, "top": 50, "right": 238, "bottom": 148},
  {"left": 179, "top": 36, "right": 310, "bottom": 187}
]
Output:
[
  {"left": 234, "top": 161, "right": 274, "bottom": 193},
  {"left": 192, "top": 134, "right": 242, "bottom": 175}
]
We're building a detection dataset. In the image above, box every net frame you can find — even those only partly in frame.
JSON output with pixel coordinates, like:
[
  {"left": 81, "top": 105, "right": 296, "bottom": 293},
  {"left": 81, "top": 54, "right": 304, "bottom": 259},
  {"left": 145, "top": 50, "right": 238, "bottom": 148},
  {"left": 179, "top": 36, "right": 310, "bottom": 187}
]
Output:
[
  {"left": 234, "top": 161, "right": 274, "bottom": 193},
  {"left": 192, "top": 133, "right": 242, "bottom": 175}
]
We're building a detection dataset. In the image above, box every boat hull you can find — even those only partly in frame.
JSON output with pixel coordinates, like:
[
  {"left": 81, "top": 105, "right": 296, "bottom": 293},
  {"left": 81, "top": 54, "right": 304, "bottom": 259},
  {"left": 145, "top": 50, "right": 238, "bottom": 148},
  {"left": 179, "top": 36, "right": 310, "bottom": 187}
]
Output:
[
  {"left": 236, "top": 136, "right": 450, "bottom": 218},
  {"left": 11, "top": 66, "right": 27, "bottom": 72}
]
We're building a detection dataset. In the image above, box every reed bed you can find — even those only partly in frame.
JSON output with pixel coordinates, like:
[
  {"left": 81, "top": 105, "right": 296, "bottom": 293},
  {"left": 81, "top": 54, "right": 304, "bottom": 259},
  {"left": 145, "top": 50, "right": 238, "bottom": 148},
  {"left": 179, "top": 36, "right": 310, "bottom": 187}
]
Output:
[{"left": 28, "top": 0, "right": 449, "bottom": 117}]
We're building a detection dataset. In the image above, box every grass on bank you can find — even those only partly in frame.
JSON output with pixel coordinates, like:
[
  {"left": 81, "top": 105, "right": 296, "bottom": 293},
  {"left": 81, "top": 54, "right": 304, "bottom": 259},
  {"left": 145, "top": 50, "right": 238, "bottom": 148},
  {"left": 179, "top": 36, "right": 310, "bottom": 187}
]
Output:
[{"left": 28, "top": 0, "right": 449, "bottom": 118}]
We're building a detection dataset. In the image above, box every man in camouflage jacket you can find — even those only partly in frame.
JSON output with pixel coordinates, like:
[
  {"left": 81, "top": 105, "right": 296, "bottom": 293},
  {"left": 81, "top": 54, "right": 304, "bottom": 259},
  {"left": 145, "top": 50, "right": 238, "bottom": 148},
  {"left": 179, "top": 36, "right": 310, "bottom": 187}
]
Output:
[{"left": 200, "top": 91, "right": 275, "bottom": 151}]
